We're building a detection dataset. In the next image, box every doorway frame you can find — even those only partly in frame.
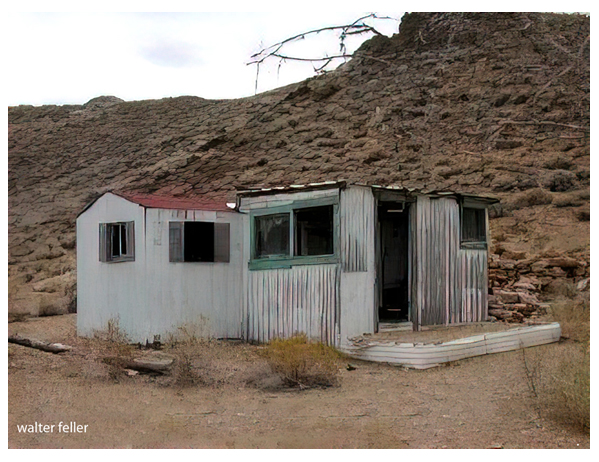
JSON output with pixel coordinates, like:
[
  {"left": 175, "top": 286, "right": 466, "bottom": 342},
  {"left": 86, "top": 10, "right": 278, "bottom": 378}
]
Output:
[{"left": 373, "top": 190, "right": 415, "bottom": 333}]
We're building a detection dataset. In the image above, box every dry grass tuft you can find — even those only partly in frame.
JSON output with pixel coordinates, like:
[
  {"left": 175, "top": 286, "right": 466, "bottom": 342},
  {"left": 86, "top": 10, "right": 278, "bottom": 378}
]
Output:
[
  {"left": 260, "top": 334, "right": 341, "bottom": 389},
  {"left": 550, "top": 294, "right": 590, "bottom": 345},
  {"left": 523, "top": 295, "right": 590, "bottom": 432}
]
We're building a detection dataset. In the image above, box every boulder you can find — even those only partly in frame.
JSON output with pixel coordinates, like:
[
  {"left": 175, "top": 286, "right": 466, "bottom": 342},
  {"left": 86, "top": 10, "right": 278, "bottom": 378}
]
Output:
[{"left": 493, "top": 290, "right": 520, "bottom": 304}]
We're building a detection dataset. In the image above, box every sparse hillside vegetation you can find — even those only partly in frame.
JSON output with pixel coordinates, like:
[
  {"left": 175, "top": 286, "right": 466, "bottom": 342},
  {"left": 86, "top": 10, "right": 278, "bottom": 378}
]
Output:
[{"left": 8, "top": 13, "right": 589, "bottom": 319}]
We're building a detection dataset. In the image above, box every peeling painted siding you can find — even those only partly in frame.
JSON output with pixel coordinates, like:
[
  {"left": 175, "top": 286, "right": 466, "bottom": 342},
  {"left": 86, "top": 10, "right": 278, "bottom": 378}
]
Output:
[
  {"left": 246, "top": 265, "right": 340, "bottom": 345},
  {"left": 413, "top": 196, "right": 488, "bottom": 327},
  {"left": 339, "top": 186, "right": 377, "bottom": 343},
  {"left": 77, "top": 193, "right": 244, "bottom": 343},
  {"left": 340, "top": 186, "right": 374, "bottom": 272}
]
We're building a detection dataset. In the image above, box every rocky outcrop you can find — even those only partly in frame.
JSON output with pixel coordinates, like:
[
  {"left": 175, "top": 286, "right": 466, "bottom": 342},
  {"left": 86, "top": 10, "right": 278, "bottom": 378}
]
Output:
[{"left": 8, "top": 13, "right": 590, "bottom": 318}]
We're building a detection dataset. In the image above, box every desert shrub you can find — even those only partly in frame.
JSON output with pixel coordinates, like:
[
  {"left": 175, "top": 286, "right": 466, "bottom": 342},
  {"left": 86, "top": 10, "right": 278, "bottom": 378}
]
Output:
[
  {"left": 574, "top": 206, "right": 590, "bottom": 222},
  {"left": 506, "top": 188, "right": 553, "bottom": 210},
  {"left": 549, "top": 347, "right": 590, "bottom": 430},
  {"left": 550, "top": 294, "right": 590, "bottom": 345},
  {"left": 172, "top": 348, "right": 202, "bottom": 387},
  {"left": 553, "top": 192, "right": 585, "bottom": 208},
  {"left": 163, "top": 319, "right": 212, "bottom": 386},
  {"left": 543, "top": 156, "right": 573, "bottom": 170},
  {"left": 260, "top": 334, "right": 341, "bottom": 389},
  {"left": 544, "top": 170, "right": 577, "bottom": 192},
  {"left": 93, "top": 317, "right": 130, "bottom": 344}
]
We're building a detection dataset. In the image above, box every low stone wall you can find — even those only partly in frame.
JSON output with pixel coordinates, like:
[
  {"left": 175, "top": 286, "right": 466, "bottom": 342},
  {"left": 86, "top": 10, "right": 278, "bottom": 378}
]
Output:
[{"left": 488, "top": 253, "right": 589, "bottom": 322}]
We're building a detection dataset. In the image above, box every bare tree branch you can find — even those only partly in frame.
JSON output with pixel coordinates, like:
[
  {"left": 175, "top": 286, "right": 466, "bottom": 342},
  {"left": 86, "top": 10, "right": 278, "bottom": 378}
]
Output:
[{"left": 247, "top": 13, "right": 399, "bottom": 92}]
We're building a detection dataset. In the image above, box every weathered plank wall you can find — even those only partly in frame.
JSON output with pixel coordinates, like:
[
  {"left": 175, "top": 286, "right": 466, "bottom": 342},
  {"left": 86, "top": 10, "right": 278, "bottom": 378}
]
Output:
[
  {"left": 339, "top": 187, "right": 376, "bottom": 343},
  {"left": 413, "top": 196, "right": 488, "bottom": 327},
  {"left": 77, "top": 193, "right": 244, "bottom": 342},
  {"left": 143, "top": 208, "right": 244, "bottom": 340},
  {"left": 246, "top": 265, "right": 339, "bottom": 344}
]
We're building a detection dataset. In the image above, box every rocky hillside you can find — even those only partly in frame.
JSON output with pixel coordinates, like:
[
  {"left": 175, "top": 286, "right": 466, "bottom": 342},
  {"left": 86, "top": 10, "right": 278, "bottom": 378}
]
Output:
[{"left": 8, "top": 12, "right": 590, "bottom": 319}]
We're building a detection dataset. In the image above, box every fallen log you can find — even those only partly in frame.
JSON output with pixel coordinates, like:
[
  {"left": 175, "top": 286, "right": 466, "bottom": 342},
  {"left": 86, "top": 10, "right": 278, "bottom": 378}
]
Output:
[
  {"left": 8, "top": 334, "right": 73, "bottom": 353},
  {"left": 103, "top": 353, "right": 175, "bottom": 374},
  {"left": 123, "top": 357, "right": 174, "bottom": 374}
]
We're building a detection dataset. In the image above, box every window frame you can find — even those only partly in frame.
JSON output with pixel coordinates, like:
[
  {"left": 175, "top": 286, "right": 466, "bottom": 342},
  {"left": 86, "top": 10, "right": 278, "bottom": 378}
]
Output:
[
  {"left": 99, "top": 221, "right": 135, "bottom": 263},
  {"left": 460, "top": 200, "right": 488, "bottom": 250},
  {"left": 249, "top": 197, "right": 339, "bottom": 270},
  {"left": 168, "top": 221, "right": 230, "bottom": 263}
]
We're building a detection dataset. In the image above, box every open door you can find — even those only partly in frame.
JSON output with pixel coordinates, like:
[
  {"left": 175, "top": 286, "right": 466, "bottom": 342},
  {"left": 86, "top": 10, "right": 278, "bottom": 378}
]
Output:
[{"left": 377, "top": 201, "right": 410, "bottom": 325}]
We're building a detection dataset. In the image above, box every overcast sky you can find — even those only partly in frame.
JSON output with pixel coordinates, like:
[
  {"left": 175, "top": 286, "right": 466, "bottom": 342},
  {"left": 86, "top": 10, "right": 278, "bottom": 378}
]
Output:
[{"left": 6, "top": 10, "right": 403, "bottom": 107}]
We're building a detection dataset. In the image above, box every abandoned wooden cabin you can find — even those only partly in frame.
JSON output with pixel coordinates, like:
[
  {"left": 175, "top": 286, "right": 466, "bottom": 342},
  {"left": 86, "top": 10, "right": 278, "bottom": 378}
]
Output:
[{"left": 76, "top": 181, "right": 499, "bottom": 347}]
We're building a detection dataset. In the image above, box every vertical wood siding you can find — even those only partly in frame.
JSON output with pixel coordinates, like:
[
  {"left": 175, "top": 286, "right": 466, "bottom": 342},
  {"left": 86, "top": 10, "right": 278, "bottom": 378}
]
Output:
[
  {"left": 340, "top": 187, "right": 375, "bottom": 272},
  {"left": 246, "top": 264, "right": 340, "bottom": 345},
  {"left": 413, "top": 196, "right": 488, "bottom": 327}
]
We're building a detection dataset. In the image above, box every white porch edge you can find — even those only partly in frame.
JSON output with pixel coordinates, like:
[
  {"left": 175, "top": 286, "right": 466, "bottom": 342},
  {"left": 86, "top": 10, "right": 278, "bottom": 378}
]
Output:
[{"left": 342, "top": 322, "right": 561, "bottom": 369}]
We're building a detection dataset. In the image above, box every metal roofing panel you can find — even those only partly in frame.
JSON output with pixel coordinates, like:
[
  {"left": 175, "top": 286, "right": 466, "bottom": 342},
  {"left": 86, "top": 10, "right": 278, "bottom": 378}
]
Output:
[{"left": 115, "top": 191, "right": 233, "bottom": 212}]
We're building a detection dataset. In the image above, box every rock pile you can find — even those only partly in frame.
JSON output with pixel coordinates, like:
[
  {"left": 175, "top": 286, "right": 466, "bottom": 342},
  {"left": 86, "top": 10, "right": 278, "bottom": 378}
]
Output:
[{"left": 488, "top": 254, "right": 589, "bottom": 322}]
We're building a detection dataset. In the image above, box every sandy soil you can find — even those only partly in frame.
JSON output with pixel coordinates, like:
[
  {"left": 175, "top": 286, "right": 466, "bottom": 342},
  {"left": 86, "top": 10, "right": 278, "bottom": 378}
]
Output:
[{"left": 8, "top": 314, "right": 589, "bottom": 449}]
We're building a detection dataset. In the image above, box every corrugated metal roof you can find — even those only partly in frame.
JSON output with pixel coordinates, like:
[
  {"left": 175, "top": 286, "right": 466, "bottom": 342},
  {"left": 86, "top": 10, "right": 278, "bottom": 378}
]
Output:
[
  {"left": 237, "top": 181, "right": 500, "bottom": 204},
  {"left": 116, "top": 192, "right": 233, "bottom": 211},
  {"left": 236, "top": 180, "right": 347, "bottom": 197},
  {"left": 78, "top": 191, "right": 235, "bottom": 216}
]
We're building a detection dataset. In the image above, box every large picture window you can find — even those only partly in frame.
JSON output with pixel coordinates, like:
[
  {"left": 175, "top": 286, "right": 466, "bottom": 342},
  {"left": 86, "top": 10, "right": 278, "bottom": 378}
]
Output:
[
  {"left": 99, "top": 222, "right": 135, "bottom": 262},
  {"left": 169, "top": 221, "right": 230, "bottom": 263},
  {"left": 251, "top": 202, "right": 337, "bottom": 269}
]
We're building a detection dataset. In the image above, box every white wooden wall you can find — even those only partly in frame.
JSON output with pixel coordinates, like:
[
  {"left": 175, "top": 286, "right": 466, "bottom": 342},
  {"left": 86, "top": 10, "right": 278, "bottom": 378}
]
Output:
[
  {"left": 77, "top": 193, "right": 244, "bottom": 342},
  {"left": 339, "top": 186, "right": 376, "bottom": 344}
]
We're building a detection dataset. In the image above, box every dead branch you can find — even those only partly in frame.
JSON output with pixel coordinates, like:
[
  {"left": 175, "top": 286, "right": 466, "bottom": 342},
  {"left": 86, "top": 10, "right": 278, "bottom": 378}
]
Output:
[
  {"left": 9, "top": 334, "right": 72, "bottom": 353},
  {"left": 247, "top": 13, "right": 398, "bottom": 91}
]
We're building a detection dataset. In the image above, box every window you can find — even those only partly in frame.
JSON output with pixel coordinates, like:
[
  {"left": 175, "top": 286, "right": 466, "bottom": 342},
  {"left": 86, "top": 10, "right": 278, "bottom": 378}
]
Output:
[
  {"left": 99, "top": 222, "right": 135, "bottom": 262},
  {"left": 251, "top": 202, "right": 337, "bottom": 269},
  {"left": 255, "top": 213, "right": 289, "bottom": 258},
  {"left": 461, "top": 207, "right": 487, "bottom": 246},
  {"left": 169, "top": 221, "right": 230, "bottom": 262},
  {"left": 294, "top": 206, "right": 334, "bottom": 256}
]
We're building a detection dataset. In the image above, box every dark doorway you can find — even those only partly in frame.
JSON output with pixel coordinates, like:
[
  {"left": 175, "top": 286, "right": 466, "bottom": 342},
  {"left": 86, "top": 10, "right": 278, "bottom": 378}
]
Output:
[{"left": 378, "top": 202, "right": 410, "bottom": 322}]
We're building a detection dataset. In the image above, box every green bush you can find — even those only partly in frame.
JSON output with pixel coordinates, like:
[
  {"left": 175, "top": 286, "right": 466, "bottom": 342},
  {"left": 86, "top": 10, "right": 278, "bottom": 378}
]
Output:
[{"left": 261, "top": 334, "right": 341, "bottom": 389}]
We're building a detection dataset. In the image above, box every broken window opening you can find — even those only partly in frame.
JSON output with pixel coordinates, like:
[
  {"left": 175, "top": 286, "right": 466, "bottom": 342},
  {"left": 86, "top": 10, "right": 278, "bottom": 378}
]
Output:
[
  {"left": 294, "top": 206, "right": 334, "bottom": 256},
  {"left": 100, "top": 222, "right": 135, "bottom": 262},
  {"left": 169, "top": 221, "right": 230, "bottom": 263}
]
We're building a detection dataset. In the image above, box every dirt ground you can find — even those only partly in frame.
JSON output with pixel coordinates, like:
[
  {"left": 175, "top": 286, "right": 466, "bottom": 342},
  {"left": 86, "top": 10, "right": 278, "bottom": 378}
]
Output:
[{"left": 8, "top": 314, "right": 589, "bottom": 449}]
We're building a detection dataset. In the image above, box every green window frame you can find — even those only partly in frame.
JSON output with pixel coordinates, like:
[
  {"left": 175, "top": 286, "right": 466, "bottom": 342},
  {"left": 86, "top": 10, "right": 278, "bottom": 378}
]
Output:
[{"left": 249, "top": 197, "right": 339, "bottom": 270}]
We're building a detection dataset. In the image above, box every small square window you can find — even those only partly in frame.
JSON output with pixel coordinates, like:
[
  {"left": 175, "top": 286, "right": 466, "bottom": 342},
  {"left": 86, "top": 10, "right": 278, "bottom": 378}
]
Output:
[
  {"left": 100, "top": 222, "right": 135, "bottom": 262},
  {"left": 461, "top": 207, "right": 487, "bottom": 244}
]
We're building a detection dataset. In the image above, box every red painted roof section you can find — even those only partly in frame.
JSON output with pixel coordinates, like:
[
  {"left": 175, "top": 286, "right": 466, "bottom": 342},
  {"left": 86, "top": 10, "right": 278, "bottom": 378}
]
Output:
[{"left": 116, "top": 192, "right": 233, "bottom": 212}]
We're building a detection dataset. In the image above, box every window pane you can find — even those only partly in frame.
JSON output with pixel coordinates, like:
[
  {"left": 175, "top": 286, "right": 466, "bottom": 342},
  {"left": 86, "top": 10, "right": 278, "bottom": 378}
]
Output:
[
  {"left": 462, "top": 208, "right": 486, "bottom": 242},
  {"left": 184, "top": 222, "right": 214, "bottom": 262},
  {"left": 294, "top": 206, "right": 334, "bottom": 256},
  {"left": 120, "top": 224, "right": 127, "bottom": 255},
  {"left": 255, "top": 213, "right": 290, "bottom": 258},
  {"left": 110, "top": 225, "right": 120, "bottom": 257}
]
